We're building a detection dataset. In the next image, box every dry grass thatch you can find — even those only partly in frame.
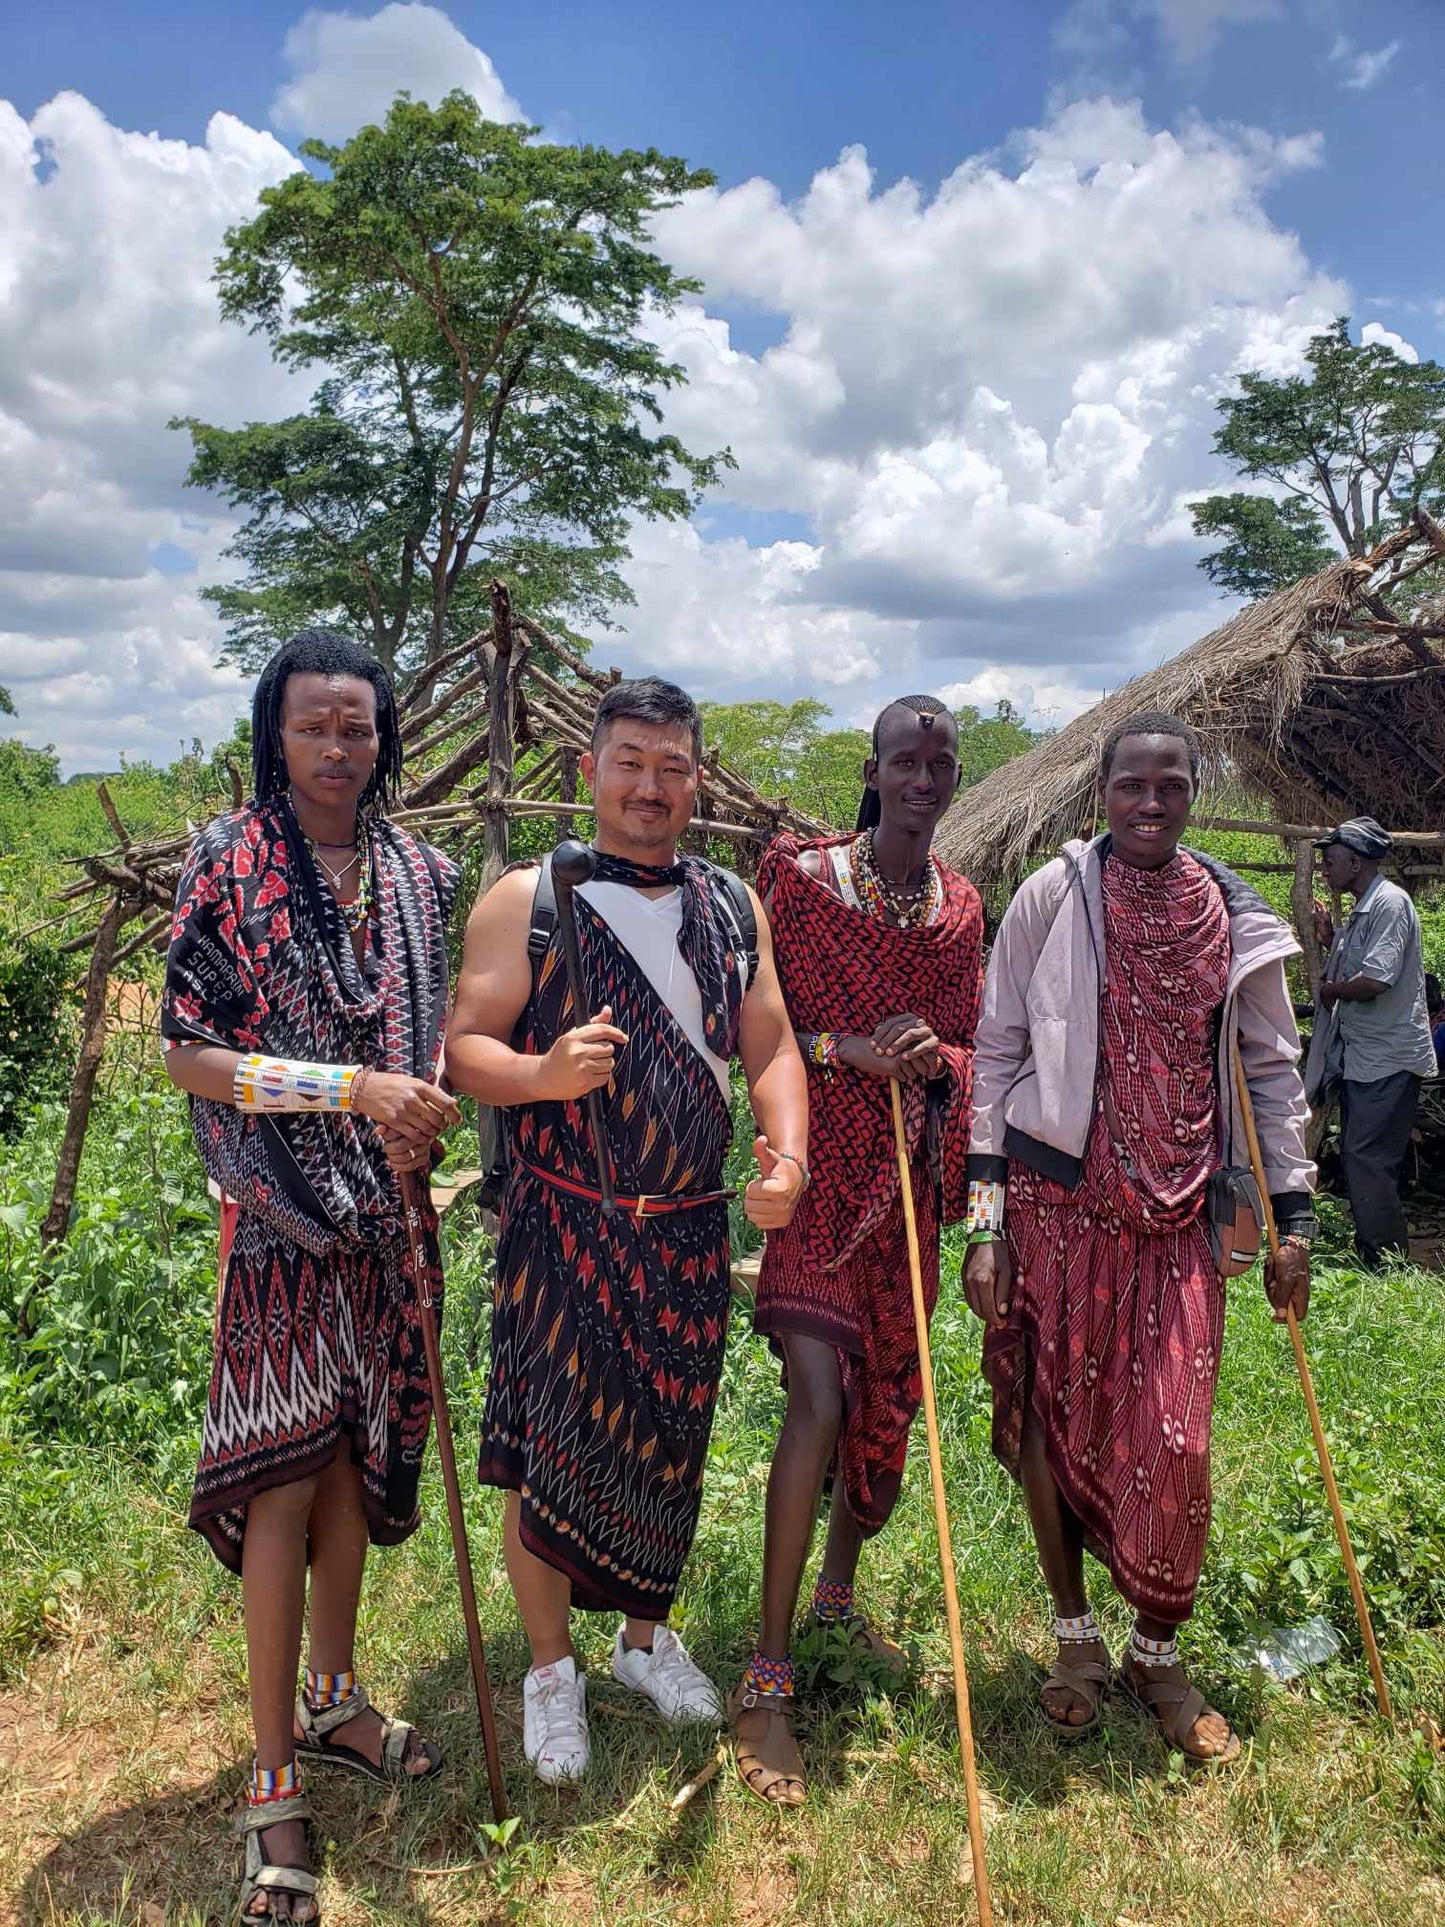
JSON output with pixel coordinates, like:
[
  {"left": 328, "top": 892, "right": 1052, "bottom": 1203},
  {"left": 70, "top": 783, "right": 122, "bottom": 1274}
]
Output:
[{"left": 936, "top": 521, "right": 1445, "bottom": 891}]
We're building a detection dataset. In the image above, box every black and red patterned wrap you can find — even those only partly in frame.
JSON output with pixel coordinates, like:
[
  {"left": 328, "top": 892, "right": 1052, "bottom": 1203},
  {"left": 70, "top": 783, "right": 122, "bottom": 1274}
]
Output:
[
  {"left": 162, "top": 797, "right": 459, "bottom": 1571},
  {"left": 478, "top": 867, "right": 742, "bottom": 1618}
]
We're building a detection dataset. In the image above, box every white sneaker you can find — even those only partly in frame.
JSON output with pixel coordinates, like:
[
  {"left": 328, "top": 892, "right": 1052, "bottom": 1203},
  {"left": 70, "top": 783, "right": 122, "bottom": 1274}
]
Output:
[
  {"left": 523, "top": 1656, "right": 590, "bottom": 1786},
  {"left": 611, "top": 1625, "right": 723, "bottom": 1724}
]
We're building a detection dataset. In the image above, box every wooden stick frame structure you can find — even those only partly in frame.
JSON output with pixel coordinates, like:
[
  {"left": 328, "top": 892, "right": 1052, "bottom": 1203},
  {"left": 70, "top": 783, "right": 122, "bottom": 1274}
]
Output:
[
  {"left": 399, "top": 1172, "right": 510, "bottom": 1821},
  {"left": 1230, "top": 1054, "right": 1394, "bottom": 1722},
  {"left": 889, "top": 1080, "right": 995, "bottom": 1926}
]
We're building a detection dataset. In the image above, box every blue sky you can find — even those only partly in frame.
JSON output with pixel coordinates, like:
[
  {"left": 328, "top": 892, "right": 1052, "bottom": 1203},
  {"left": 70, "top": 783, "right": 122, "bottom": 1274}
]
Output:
[{"left": 3, "top": 1, "right": 1443, "bottom": 766}]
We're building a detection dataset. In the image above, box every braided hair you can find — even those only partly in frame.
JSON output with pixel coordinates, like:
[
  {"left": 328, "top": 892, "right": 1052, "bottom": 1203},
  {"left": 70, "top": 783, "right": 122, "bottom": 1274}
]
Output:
[
  {"left": 857, "top": 694, "right": 954, "bottom": 831},
  {"left": 251, "top": 628, "right": 404, "bottom": 816}
]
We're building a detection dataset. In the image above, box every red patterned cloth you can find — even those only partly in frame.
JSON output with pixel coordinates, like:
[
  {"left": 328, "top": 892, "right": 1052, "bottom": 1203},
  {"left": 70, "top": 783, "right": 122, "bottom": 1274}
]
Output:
[
  {"left": 984, "top": 850, "right": 1230, "bottom": 1621},
  {"left": 755, "top": 834, "right": 984, "bottom": 1530}
]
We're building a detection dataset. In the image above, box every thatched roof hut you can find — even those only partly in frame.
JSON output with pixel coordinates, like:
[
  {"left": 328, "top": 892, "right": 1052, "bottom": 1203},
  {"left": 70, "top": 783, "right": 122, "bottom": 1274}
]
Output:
[{"left": 936, "top": 517, "right": 1445, "bottom": 893}]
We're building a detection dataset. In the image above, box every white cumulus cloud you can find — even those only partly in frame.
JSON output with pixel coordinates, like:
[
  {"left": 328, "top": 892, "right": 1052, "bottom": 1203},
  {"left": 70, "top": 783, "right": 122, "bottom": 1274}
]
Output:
[
  {"left": 0, "top": 92, "right": 306, "bottom": 769},
  {"left": 0, "top": 13, "right": 1363, "bottom": 764},
  {"left": 1360, "top": 320, "right": 1419, "bottom": 363},
  {"left": 1328, "top": 36, "right": 1401, "bottom": 93},
  {"left": 271, "top": 3, "right": 523, "bottom": 141},
  {"left": 642, "top": 98, "right": 1343, "bottom": 714}
]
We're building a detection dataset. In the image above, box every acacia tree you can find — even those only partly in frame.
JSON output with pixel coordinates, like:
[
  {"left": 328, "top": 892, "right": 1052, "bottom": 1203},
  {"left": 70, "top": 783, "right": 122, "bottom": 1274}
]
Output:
[
  {"left": 174, "top": 93, "right": 730, "bottom": 678},
  {"left": 1191, "top": 318, "right": 1445, "bottom": 598}
]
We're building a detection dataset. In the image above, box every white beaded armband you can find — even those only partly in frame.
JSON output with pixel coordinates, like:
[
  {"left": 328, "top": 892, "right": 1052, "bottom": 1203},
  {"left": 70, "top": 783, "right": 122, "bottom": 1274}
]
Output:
[
  {"left": 964, "top": 1179, "right": 1005, "bottom": 1235},
  {"left": 233, "top": 1054, "right": 362, "bottom": 1113}
]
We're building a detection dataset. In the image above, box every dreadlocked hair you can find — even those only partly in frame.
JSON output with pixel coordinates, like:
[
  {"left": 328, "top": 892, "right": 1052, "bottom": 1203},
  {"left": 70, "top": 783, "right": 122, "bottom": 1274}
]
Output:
[
  {"left": 251, "top": 628, "right": 404, "bottom": 817},
  {"left": 1098, "top": 709, "right": 1202, "bottom": 784},
  {"left": 856, "top": 694, "right": 954, "bottom": 832}
]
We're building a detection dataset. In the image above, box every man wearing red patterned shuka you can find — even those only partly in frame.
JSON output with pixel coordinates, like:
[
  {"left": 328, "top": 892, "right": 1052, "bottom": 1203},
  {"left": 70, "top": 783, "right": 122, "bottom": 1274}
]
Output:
[
  {"left": 963, "top": 711, "right": 1315, "bottom": 1766},
  {"left": 731, "top": 696, "right": 984, "bottom": 1807}
]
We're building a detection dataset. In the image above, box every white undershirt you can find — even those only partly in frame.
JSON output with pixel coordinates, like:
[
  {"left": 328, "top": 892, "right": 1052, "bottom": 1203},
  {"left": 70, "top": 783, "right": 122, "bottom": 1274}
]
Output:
[{"left": 576, "top": 880, "right": 746, "bottom": 1097}]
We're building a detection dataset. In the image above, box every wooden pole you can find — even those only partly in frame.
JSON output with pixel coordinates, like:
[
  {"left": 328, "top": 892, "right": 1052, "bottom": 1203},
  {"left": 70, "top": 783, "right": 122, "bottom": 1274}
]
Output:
[
  {"left": 889, "top": 1082, "right": 994, "bottom": 1924},
  {"left": 1289, "top": 838, "right": 1324, "bottom": 1003},
  {"left": 40, "top": 890, "right": 131, "bottom": 1254},
  {"left": 480, "top": 580, "right": 517, "bottom": 893},
  {"left": 1230, "top": 1054, "right": 1393, "bottom": 1721},
  {"left": 555, "top": 746, "right": 579, "bottom": 849},
  {"left": 400, "top": 1173, "right": 509, "bottom": 1822}
]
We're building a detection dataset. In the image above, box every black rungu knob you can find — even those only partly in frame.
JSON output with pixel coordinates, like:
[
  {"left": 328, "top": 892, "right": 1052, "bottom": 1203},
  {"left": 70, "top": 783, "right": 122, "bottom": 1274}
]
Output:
[{"left": 551, "top": 839, "right": 598, "bottom": 889}]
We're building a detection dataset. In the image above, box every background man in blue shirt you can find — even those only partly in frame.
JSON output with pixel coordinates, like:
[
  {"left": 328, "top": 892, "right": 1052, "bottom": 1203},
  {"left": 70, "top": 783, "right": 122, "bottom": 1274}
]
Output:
[{"left": 1306, "top": 818, "right": 1437, "bottom": 1267}]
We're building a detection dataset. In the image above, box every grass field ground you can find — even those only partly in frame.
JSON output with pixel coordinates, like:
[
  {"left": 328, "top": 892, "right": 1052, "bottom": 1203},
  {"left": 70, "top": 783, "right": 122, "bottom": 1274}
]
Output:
[{"left": 3, "top": 1088, "right": 1445, "bottom": 1927}]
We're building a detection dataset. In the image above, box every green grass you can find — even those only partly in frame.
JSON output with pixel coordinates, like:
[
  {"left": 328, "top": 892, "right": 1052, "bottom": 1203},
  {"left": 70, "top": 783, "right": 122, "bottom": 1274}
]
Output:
[{"left": 2, "top": 1091, "right": 1445, "bottom": 1926}]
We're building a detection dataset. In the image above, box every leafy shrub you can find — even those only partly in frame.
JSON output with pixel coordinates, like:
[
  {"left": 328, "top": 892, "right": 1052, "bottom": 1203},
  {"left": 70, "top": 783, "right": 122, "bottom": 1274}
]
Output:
[
  {"left": 0, "top": 1092, "right": 216, "bottom": 1462},
  {"left": 0, "top": 944, "right": 73, "bottom": 1138}
]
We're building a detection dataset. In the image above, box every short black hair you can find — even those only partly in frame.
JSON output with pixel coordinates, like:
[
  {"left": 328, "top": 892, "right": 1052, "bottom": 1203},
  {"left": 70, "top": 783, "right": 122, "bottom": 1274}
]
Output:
[
  {"left": 1099, "top": 709, "right": 1202, "bottom": 784},
  {"left": 1427, "top": 972, "right": 1442, "bottom": 1011},
  {"left": 251, "top": 628, "right": 404, "bottom": 814},
  {"left": 859, "top": 695, "right": 958, "bottom": 830},
  {"left": 591, "top": 676, "right": 702, "bottom": 761}
]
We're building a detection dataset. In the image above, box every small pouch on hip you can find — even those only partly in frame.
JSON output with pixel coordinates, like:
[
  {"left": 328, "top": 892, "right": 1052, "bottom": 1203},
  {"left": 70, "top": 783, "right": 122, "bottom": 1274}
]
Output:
[{"left": 1207, "top": 1167, "right": 1263, "bottom": 1279}]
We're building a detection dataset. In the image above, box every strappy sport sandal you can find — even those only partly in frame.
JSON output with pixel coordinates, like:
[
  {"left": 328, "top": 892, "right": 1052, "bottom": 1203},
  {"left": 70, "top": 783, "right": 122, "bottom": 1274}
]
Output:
[
  {"left": 729, "top": 1680, "right": 806, "bottom": 1808},
  {"left": 294, "top": 1685, "right": 442, "bottom": 1786},
  {"left": 1039, "top": 1649, "right": 1111, "bottom": 1741},
  {"left": 239, "top": 1793, "right": 320, "bottom": 1925},
  {"left": 1119, "top": 1653, "right": 1241, "bottom": 1764}
]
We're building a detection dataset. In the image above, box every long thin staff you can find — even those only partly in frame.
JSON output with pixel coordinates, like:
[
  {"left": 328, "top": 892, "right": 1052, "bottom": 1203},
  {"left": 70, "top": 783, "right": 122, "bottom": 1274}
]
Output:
[
  {"left": 550, "top": 840, "right": 616, "bottom": 1214},
  {"left": 400, "top": 1171, "right": 510, "bottom": 1819},
  {"left": 890, "top": 1080, "right": 995, "bottom": 1924},
  {"left": 1230, "top": 1055, "right": 1393, "bottom": 1721}
]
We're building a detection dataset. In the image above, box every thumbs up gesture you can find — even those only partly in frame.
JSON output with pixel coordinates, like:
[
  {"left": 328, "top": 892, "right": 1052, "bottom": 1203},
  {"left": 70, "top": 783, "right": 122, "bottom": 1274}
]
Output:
[{"left": 744, "top": 1135, "right": 807, "bottom": 1230}]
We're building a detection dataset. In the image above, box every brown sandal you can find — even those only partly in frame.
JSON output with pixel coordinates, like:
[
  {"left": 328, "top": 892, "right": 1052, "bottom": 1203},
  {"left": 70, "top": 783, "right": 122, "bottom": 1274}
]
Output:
[
  {"left": 1040, "top": 1649, "right": 1111, "bottom": 1740},
  {"left": 729, "top": 1680, "right": 806, "bottom": 1807},
  {"left": 1120, "top": 1653, "right": 1241, "bottom": 1764}
]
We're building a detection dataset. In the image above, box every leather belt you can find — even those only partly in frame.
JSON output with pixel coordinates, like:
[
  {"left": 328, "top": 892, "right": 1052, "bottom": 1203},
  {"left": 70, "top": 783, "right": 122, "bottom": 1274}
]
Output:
[{"left": 518, "top": 1157, "right": 734, "bottom": 1218}]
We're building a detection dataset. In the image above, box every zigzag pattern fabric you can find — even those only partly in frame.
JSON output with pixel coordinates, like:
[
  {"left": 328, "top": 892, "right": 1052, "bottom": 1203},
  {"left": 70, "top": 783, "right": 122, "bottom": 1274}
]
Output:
[
  {"left": 984, "top": 851, "right": 1231, "bottom": 1621},
  {"left": 479, "top": 879, "right": 735, "bottom": 1618},
  {"left": 162, "top": 797, "right": 458, "bottom": 1571}
]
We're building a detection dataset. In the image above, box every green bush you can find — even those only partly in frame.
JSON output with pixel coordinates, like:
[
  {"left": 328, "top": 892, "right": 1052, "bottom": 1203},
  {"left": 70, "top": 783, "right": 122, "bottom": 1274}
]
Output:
[{"left": 0, "top": 944, "right": 73, "bottom": 1138}]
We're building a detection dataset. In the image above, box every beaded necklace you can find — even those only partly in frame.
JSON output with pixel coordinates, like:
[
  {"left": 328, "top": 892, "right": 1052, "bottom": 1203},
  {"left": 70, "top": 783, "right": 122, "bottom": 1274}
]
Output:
[
  {"left": 302, "top": 825, "right": 373, "bottom": 936},
  {"left": 850, "top": 830, "right": 941, "bottom": 931}
]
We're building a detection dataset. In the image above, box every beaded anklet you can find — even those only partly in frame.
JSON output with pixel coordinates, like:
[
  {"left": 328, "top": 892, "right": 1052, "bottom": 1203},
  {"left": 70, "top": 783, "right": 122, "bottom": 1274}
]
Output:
[
  {"left": 1129, "top": 1629, "right": 1180, "bottom": 1669},
  {"left": 813, "top": 1575, "right": 854, "bottom": 1624},
  {"left": 1054, "top": 1611, "right": 1102, "bottom": 1645},
  {"left": 305, "top": 1666, "right": 359, "bottom": 1710},
  {"left": 742, "top": 1652, "right": 794, "bottom": 1698},
  {"left": 248, "top": 1758, "right": 301, "bottom": 1806}
]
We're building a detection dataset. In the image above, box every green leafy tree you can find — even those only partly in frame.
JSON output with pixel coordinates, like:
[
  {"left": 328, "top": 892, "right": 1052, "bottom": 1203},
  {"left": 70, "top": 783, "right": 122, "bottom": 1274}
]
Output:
[
  {"left": 174, "top": 93, "right": 730, "bottom": 678},
  {"left": 698, "top": 695, "right": 1043, "bottom": 830},
  {"left": 0, "top": 686, "right": 13, "bottom": 716},
  {"left": 1191, "top": 318, "right": 1445, "bottom": 598}
]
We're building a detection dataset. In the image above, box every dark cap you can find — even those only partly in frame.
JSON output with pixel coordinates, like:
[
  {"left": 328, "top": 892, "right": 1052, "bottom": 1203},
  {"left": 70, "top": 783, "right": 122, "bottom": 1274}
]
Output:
[{"left": 1314, "top": 816, "right": 1392, "bottom": 859}]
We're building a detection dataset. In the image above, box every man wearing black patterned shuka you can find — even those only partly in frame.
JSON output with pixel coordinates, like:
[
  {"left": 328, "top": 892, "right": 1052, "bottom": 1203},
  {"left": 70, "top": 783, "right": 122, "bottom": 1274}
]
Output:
[
  {"left": 447, "top": 676, "right": 809, "bottom": 1787},
  {"left": 164, "top": 631, "right": 462, "bottom": 1925}
]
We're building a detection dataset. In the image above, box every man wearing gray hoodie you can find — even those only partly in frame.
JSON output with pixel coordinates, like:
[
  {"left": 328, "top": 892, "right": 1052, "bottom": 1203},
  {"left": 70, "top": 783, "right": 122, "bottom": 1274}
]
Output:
[{"left": 962, "top": 711, "right": 1315, "bottom": 1765}]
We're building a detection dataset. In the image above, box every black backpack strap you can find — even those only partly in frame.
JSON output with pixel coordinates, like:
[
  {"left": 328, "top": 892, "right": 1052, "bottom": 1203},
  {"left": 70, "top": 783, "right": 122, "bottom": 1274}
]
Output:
[
  {"left": 478, "top": 861, "right": 554, "bottom": 1210},
  {"left": 528, "top": 854, "right": 558, "bottom": 962},
  {"left": 709, "top": 862, "right": 759, "bottom": 982}
]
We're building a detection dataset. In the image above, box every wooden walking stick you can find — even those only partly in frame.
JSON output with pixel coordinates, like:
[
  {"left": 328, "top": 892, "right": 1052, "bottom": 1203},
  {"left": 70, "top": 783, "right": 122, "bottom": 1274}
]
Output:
[
  {"left": 550, "top": 840, "right": 616, "bottom": 1214},
  {"left": 890, "top": 1080, "right": 995, "bottom": 1924},
  {"left": 1230, "top": 1054, "right": 1393, "bottom": 1721},
  {"left": 400, "top": 1171, "right": 510, "bottom": 1820}
]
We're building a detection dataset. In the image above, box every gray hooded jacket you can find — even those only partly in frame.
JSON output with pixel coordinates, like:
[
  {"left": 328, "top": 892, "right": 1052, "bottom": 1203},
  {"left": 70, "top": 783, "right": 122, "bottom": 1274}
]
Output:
[{"left": 966, "top": 836, "right": 1316, "bottom": 1228}]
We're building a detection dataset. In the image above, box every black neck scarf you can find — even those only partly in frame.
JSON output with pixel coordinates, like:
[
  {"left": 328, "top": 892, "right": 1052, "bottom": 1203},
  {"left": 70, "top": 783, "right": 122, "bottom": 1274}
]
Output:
[{"left": 589, "top": 850, "right": 743, "bottom": 1057}]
